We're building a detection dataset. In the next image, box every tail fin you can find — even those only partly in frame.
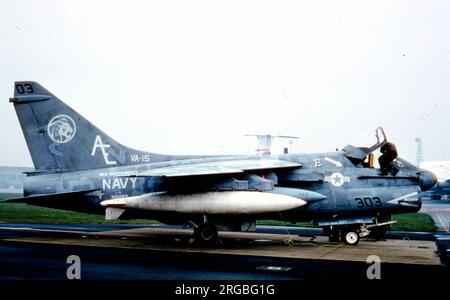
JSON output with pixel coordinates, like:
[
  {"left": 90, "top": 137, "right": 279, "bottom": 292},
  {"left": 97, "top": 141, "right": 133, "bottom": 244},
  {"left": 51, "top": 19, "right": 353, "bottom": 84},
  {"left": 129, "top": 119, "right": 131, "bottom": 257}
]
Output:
[{"left": 10, "top": 81, "right": 168, "bottom": 172}]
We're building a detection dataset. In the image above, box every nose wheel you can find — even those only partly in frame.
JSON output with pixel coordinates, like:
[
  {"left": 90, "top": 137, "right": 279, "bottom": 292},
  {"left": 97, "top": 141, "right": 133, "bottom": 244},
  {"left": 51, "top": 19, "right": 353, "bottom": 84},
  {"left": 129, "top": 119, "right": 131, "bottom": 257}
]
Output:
[{"left": 341, "top": 229, "right": 360, "bottom": 246}]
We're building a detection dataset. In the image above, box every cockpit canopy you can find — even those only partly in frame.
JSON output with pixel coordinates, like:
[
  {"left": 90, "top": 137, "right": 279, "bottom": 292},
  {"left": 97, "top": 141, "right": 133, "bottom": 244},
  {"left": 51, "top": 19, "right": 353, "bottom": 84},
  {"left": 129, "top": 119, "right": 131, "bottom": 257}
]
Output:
[
  {"left": 341, "top": 127, "right": 422, "bottom": 174},
  {"left": 343, "top": 127, "right": 387, "bottom": 164}
]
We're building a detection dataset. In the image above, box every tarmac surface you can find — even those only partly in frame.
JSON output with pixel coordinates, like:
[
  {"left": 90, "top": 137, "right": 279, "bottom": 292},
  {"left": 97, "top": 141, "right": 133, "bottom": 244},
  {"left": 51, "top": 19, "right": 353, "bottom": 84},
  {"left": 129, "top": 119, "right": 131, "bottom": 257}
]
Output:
[
  {"left": 0, "top": 199, "right": 449, "bottom": 280},
  {"left": 0, "top": 223, "right": 448, "bottom": 280},
  {"left": 421, "top": 200, "right": 450, "bottom": 232}
]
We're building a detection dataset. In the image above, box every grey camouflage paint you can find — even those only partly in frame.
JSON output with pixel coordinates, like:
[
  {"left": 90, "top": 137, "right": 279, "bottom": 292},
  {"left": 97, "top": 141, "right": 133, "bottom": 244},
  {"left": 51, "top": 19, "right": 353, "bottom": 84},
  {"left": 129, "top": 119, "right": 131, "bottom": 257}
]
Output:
[{"left": 7, "top": 81, "right": 437, "bottom": 229}]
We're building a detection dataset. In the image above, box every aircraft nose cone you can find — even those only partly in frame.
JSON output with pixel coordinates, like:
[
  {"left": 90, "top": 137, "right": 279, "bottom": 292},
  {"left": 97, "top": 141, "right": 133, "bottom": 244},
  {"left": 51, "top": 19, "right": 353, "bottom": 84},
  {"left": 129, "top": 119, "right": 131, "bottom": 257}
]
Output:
[{"left": 418, "top": 170, "right": 438, "bottom": 191}]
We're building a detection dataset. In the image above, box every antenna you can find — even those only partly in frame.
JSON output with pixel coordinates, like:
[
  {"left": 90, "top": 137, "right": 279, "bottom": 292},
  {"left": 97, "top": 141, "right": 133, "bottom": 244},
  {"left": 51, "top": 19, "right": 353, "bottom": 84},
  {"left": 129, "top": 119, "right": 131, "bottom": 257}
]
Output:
[
  {"left": 415, "top": 137, "right": 423, "bottom": 167},
  {"left": 245, "top": 134, "right": 300, "bottom": 155}
]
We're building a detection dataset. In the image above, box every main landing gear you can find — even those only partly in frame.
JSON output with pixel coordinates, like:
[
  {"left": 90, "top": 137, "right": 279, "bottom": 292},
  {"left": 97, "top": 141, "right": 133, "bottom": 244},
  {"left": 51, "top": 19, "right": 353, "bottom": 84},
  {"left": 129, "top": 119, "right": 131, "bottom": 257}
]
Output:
[
  {"left": 194, "top": 224, "right": 218, "bottom": 244},
  {"left": 324, "top": 222, "right": 391, "bottom": 246},
  {"left": 190, "top": 216, "right": 219, "bottom": 245}
]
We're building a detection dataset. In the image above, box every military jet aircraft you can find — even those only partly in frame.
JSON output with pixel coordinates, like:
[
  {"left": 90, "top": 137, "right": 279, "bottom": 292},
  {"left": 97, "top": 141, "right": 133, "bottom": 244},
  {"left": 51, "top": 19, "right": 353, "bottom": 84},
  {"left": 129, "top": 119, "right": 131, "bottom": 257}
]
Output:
[
  {"left": 3, "top": 81, "right": 437, "bottom": 245},
  {"left": 420, "top": 161, "right": 450, "bottom": 200}
]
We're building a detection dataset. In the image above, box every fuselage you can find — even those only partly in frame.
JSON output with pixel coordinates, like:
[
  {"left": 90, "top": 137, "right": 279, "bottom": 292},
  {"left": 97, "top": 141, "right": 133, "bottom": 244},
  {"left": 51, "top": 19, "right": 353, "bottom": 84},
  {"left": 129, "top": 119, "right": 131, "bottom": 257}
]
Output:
[
  {"left": 10, "top": 81, "right": 438, "bottom": 245},
  {"left": 23, "top": 151, "right": 428, "bottom": 224}
]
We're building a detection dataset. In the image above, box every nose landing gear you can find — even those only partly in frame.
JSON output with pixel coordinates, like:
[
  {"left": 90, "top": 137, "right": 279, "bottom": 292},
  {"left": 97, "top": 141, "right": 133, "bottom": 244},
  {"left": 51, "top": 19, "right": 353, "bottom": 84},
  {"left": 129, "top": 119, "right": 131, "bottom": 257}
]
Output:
[
  {"left": 323, "top": 220, "right": 393, "bottom": 246},
  {"left": 341, "top": 229, "right": 360, "bottom": 246},
  {"left": 324, "top": 225, "right": 361, "bottom": 246}
]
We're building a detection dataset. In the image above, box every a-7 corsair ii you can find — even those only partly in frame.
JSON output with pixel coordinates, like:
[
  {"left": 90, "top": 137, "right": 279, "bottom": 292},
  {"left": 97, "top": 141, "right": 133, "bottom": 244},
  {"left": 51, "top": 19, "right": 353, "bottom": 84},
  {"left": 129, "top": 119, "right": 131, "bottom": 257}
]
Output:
[{"left": 4, "top": 81, "right": 437, "bottom": 245}]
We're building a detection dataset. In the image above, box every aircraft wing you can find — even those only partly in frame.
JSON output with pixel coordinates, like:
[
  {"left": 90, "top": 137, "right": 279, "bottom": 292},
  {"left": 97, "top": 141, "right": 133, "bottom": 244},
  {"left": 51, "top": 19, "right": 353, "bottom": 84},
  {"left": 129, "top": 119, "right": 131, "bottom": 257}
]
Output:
[{"left": 127, "top": 159, "right": 302, "bottom": 177}]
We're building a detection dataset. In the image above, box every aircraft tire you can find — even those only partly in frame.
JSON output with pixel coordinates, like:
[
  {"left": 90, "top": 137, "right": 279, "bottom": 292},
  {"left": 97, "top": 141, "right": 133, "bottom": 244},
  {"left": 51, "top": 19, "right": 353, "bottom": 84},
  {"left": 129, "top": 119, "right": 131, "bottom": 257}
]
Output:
[
  {"left": 194, "top": 224, "right": 218, "bottom": 244},
  {"left": 342, "top": 230, "right": 360, "bottom": 246}
]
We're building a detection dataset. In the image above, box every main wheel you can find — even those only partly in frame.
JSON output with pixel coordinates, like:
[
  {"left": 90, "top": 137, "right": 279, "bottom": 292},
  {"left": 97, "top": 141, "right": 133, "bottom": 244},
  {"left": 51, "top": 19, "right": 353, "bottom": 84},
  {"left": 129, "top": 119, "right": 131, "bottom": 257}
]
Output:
[
  {"left": 194, "top": 224, "right": 218, "bottom": 244},
  {"left": 342, "top": 230, "right": 360, "bottom": 246}
]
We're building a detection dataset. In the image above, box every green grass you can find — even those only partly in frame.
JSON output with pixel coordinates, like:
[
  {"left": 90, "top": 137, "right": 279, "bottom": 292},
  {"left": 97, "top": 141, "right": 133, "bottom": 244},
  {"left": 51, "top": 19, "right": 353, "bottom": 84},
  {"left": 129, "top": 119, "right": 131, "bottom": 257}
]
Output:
[
  {"left": 0, "top": 193, "right": 23, "bottom": 200},
  {"left": 0, "top": 203, "right": 158, "bottom": 225},
  {"left": 390, "top": 213, "right": 436, "bottom": 232},
  {"left": 0, "top": 193, "right": 436, "bottom": 231}
]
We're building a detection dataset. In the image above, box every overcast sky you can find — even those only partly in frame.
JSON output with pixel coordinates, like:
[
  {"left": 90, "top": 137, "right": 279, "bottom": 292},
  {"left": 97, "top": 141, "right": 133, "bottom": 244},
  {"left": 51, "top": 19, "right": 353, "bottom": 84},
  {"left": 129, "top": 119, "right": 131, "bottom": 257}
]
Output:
[{"left": 0, "top": 0, "right": 449, "bottom": 167}]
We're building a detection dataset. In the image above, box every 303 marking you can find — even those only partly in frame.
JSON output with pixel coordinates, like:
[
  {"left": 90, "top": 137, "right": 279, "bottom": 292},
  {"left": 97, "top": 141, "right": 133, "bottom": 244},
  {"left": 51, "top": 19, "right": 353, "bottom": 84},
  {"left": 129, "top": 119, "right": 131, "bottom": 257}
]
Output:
[{"left": 354, "top": 197, "right": 382, "bottom": 208}]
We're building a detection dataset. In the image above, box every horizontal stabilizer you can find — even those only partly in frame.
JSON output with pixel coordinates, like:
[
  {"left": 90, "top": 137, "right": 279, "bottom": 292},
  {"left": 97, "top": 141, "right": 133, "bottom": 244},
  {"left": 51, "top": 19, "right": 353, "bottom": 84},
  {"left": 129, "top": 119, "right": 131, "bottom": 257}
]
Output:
[{"left": 0, "top": 189, "right": 99, "bottom": 204}]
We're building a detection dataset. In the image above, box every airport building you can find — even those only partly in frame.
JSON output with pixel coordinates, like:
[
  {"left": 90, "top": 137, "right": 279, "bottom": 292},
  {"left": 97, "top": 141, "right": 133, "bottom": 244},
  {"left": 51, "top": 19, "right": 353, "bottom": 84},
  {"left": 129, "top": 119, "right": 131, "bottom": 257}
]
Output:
[{"left": 0, "top": 166, "right": 33, "bottom": 194}]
